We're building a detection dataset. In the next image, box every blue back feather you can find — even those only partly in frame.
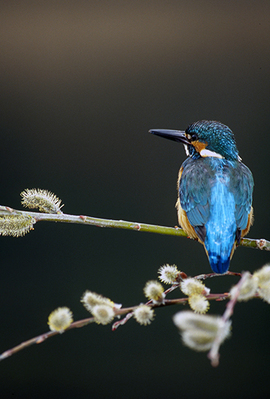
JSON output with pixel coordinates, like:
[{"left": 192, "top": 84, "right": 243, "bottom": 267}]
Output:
[{"left": 204, "top": 172, "right": 236, "bottom": 273}]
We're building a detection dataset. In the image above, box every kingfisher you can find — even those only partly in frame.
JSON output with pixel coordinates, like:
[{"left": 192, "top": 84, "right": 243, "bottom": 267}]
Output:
[{"left": 150, "top": 120, "right": 254, "bottom": 274}]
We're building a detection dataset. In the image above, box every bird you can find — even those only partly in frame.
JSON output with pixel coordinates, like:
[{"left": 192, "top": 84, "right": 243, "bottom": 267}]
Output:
[{"left": 150, "top": 120, "right": 254, "bottom": 274}]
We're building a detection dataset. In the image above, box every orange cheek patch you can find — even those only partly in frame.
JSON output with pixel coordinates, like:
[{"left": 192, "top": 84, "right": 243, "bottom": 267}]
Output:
[{"left": 192, "top": 140, "right": 207, "bottom": 153}]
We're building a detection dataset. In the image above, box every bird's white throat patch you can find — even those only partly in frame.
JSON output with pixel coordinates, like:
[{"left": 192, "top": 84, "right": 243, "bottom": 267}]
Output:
[
  {"left": 184, "top": 144, "right": 189, "bottom": 156},
  {"left": 200, "top": 149, "right": 224, "bottom": 159}
]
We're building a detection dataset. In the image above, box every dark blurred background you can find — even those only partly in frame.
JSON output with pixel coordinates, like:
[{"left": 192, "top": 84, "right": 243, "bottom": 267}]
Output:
[{"left": 1, "top": 1, "right": 270, "bottom": 398}]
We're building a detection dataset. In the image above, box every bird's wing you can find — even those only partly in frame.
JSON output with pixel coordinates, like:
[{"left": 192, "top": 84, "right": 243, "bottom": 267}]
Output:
[
  {"left": 229, "top": 162, "right": 254, "bottom": 231},
  {"left": 179, "top": 158, "right": 213, "bottom": 240}
]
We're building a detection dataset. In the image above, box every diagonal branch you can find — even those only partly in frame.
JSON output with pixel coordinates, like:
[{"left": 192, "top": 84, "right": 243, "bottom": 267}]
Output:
[{"left": 0, "top": 291, "right": 230, "bottom": 361}]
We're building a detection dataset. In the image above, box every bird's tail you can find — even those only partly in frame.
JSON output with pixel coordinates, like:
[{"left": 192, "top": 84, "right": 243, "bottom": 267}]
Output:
[
  {"left": 203, "top": 221, "right": 237, "bottom": 274},
  {"left": 204, "top": 243, "right": 235, "bottom": 274},
  {"left": 203, "top": 183, "right": 237, "bottom": 274}
]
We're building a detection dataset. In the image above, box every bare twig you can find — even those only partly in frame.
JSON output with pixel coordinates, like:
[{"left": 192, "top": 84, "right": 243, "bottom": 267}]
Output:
[{"left": 0, "top": 317, "right": 95, "bottom": 361}]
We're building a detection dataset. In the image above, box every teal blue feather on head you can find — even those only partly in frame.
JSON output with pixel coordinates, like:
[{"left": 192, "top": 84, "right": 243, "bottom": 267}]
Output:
[
  {"left": 185, "top": 120, "right": 239, "bottom": 161},
  {"left": 150, "top": 120, "right": 254, "bottom": 274}
]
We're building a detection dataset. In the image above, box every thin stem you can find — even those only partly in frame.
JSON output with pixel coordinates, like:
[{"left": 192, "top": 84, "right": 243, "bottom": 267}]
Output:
[
  {"left": 207, "top": 272, "right": 249, "bottom": 367},
  {"left": 0, "top": 317, "right": 95, "bottom": 361},
  {"left": 0, "top": 205, "right": 269, "bottom": 251}
]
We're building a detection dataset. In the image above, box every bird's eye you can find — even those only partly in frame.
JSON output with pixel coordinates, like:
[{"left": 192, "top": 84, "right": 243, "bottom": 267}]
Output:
[{"left": 186, "top": 133, "right": 198, "bottom": 141}]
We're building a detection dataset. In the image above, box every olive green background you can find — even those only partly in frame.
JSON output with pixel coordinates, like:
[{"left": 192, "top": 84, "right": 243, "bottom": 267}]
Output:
[{"left": 1, "top": 1, "right": 270, "bottom": 398}]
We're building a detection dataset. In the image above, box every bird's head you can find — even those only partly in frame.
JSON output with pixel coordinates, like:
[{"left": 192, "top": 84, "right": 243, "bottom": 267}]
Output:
[{"left": 150, "top": 120, "right": 240, "bottom": 161}]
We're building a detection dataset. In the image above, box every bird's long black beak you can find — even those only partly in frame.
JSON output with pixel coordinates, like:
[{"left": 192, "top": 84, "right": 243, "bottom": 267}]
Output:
[{"left": 149, "top": 129, "right": 190, "bottom": 145}]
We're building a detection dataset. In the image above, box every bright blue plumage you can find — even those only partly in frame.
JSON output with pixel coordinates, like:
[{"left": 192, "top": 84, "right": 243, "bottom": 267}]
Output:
[
  {"left": 150, "top": 120, "right": 254, "bottom": 274},
  {"left": 205, "top": 177, "right": 235, "bottom": 273}
]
